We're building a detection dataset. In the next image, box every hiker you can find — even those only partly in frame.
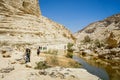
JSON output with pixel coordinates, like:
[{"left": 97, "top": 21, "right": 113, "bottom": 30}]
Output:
[
  {"left": 37, "top": 47, "right": 41, "bottom": 56},
  {"left": 25, "top": 48, "right": 31, "bottom": 63}
]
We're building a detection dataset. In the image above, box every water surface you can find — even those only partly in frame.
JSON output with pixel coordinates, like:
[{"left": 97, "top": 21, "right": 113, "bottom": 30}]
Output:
[{"left": 73, "top": 56, "right": 109, "bottom": 80}]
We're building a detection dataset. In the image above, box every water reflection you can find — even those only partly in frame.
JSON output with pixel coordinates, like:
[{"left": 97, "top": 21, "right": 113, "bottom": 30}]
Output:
[{"left": 73, "top": 56, "right": 109, "bottom": 80}]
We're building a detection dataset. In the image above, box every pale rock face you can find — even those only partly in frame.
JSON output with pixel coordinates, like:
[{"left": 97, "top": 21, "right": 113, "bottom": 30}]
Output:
[
  {"left": 0, "top": 0, "right": 41, "bottom": 16},
  {"left": 0, "top": 0, "right": 74, "bottom": 50}
]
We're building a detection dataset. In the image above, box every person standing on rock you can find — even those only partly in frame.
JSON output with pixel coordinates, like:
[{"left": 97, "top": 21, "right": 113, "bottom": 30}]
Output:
[
  {"left": 37, "top": 47, "right": 41, "bottom": 56},
  {"left": 25, "top": 48, "right": 31, "bottom": 63}
]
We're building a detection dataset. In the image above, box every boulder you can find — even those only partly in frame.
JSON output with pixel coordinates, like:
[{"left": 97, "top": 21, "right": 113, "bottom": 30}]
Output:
[
  {"left": 81, "top": 49, "right": 93, "bottom": 56},
  {"left": 106, "top": 32, "right": 118, "bottom": 48},
  {"left": 25, "top": 63, "right": 32, "bottom": 68}
]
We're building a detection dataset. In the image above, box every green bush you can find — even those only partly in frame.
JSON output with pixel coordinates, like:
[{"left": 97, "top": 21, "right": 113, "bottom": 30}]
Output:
[
  {"left": 66, "top": 43, "right": 74, "bottom": 58},
  {"left": 68, "top": 61, "right": 81, "bottom": 68},
  {"left": 83, "top": 35, "right": 91, "bottom": 43},
  {"left": 94, "top": 39, "right": 101, "bottom": 48},
  {"left": 63, "top": 33, "right": 67, "bottom": 37},
  {"left": 94, "top": 39, "right": 105, "bottom": 48},
  {"left": 66, "top": 52, "right": 73, "bottom": 58},
  {"left": 67, "top": 43, "right": 74, "bottom": 49},
  {"left": 35, "top": 61, "right": 49, "bottom": 69}
]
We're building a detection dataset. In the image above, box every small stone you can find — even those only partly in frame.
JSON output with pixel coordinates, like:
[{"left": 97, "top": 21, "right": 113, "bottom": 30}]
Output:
[
  {"left": 49, "top": 72, "right": 56, "bottom": 77},
  {"left": 70, "top": 75, "right": 75, "bottom": 78},
  {"left": 56, "top": 72, "right": 65, "bottom": 79},
  {"left": 19, "top": 59, "right": 25, "bottom": 64},
  {"left": 25, "top": 63, "right": 32, "bottom": 68},
  {"left": 39, "top": 70, "right": 47, "bottom": 75}
]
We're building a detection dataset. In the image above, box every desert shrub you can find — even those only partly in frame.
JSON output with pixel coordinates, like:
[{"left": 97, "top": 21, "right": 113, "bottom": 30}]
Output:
[
  {"left": 83, "top": 35, "right": 91, "bottom": 43},
  {"left": 68, "top": 61, "right": 81, "bottom": 68},
  {"left": 94, "top": 39, "right": 100, "bottom": 47},
  {"left": 95, "top": 39, "right": 105, "bottom": 48},
  {"left": 66, "top": 43, "right": 74, "bottom": 58},
  {"left": 43, "top": 47, "right": 47, "bottom": 50},
  {"left": 94, "top": 39, "right": 104, "bottom": 48},
  {"left": 63, "top": 33, "right": 67, "bottom": 37},
  {"left": 67, "top": 43, "right": 74, "bottom": 50},
  {"left": 35, "top": 61, "right": 49, "bottom": 69},
  {"left": 66, "top": 52, "right": 73, "bottom": 58}
]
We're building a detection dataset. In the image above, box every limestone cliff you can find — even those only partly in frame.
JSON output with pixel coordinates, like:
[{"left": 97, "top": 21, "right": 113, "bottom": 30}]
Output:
[{"left": 0, "top": 0, "right": 74, "bottom": 50}]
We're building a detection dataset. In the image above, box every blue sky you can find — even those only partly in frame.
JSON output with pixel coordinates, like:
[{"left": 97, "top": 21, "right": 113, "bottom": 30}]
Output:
[{"left": 39, "top": 0, "right": 120, "bottom": 33}]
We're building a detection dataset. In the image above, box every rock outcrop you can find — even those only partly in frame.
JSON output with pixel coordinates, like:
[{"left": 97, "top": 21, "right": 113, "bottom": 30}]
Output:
[{"left": 75, "top": 14, "right": 120, "bottom": 60}]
